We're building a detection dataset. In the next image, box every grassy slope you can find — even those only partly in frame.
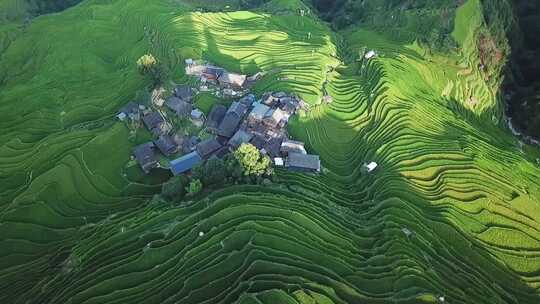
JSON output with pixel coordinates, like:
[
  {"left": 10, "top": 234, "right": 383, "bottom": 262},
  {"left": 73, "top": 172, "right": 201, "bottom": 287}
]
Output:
[{"left": 0, "top": 0, "right": 540, "bottom": 303}]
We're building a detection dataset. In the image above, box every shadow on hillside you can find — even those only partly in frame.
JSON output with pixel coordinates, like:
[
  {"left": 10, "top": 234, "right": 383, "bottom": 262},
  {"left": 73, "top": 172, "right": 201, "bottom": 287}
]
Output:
[{"left": 286, "top": 89, "right": 540, "bottom": 303}]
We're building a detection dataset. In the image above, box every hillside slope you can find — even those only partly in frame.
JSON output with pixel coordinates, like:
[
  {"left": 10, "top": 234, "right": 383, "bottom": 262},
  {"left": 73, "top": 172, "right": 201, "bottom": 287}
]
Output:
[{"left": 0, "top": 0, "right": 540, "bottom": 303}]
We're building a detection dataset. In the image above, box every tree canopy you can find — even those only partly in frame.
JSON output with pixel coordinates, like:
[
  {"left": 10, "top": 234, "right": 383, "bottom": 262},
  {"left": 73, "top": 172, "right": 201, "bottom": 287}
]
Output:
[{"left": 234, "top": 143, "right": 273, "bottom": 177}]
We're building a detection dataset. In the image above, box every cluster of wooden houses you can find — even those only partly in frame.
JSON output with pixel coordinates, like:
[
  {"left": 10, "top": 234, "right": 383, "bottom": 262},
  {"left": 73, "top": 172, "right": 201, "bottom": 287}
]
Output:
[{"left": 118, "top": 60, "right": 321, "bottom": 177}]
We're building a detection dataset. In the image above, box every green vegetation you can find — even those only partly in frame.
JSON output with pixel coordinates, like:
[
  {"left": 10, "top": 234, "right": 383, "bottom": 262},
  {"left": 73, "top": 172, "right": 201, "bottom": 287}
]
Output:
[
  {"left": 185, "top": 178, "right": 203, "bottom": 195},
  {"left": 234, "top": 143, "right": 273, "bottom": 177},
  {"left": 0, "top": 0, "right": 540, "bottom": 303}
]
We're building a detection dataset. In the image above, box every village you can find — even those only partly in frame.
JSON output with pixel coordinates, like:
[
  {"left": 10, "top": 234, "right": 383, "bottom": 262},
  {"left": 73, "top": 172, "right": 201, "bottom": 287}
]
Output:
[{"left": 117, "top": 59, "right": 325, "bottom": 177}]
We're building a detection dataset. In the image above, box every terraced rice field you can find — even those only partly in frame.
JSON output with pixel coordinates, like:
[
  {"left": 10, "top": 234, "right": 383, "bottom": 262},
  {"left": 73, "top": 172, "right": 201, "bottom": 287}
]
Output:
[{"left": 1, "top": 0, "right": 540, "bottom": 303}]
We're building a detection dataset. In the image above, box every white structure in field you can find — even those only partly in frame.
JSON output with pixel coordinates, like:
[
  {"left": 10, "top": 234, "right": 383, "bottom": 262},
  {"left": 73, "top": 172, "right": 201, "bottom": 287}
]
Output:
[
  {"left": 274, "top": 157, "right": 284, "bottom": 166},
  {"left": 365, "top": 161, "right": 378, "bottom": 173},
  {"left": 365, "top": 50, "right": 377, "bottom": 59}
]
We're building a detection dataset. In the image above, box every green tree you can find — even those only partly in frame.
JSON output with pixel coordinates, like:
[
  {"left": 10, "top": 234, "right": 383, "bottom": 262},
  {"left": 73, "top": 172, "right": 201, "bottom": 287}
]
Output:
[
  {"left": 234, "top": 143, "right": 273, "bottom": 177},
  {"left": 161, "top": 175, "right": 188, "bottom": 201},
  {"left": 136, "top": 54, "right": 165, "bottom": 87},
  {"left": 205, "top": 157, "right": 226, "bottom": 184},
  {"left": 185, "top": 179, "right": 203, "bottom": 195}
]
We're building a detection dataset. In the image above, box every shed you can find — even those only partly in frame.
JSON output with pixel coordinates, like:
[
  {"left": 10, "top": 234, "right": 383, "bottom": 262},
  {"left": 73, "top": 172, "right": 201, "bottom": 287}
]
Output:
[
  {"left": 281, "top": 140, "right": 307, "bottom": 155},
  {"left": 154, "top": 134, "right": 178, "bottom": 157},
  {"left": 365, "top": 50, "right": 376, "bottom": 59},
  {"left": 117, "top": 102, "right": 140, "bottom": 121},
  {"left": 218, "top": 72, "right": 247, "bottom": 89},
  {"left": 173, "top": 85, "right": 194, "bottom": 102},
  {"left": 207, "top": 104, "right": 227, "bottom": 133},
  {"left": 286, "top": 152, "right": 321, "bottom": 173},
  {"left": 365, "top": 161, "right": 378, "bottom": 173},
  {"left": 196, "top": 138, "right": 223, "bottom": 159},
  {"left": 166, "top": 97, "right": 192, "bottom": 117},
  {"left": 133, "top": 142, "right": 158, "bottom": 174},
  {"left": 191, "top": 109, "right": 204, "bottom": 120},
  {"left": 228, "top": 129, "right": 254, "bottom": 149},
  {"left": 170, "top": 151, "right": 202, "bottom": 175},
  {"left": 274, "top": 157, "right": 284, "bottom": 166}
]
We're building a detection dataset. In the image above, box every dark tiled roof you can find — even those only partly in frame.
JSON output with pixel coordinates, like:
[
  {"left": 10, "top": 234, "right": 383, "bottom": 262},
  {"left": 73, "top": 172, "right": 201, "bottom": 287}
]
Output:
[
  {"left": 265, "top": 136, "right": 283, "bottom": 158},
  {"left": 228, "top": 101, "right": 248, "bottom": 117},
  {"left": 133, "top": 142, "right": 158, "bottom": 173},
  {"left": 196, "top": 138, "right": 223, "bottom": 159},
  {"left": 239, "top": 94, "right": 256, "bottom": 106},
  {"left": 166, "top": 97, "right": 192, "bottom": 117},
  {"left": 286, "top": 152, "right": 320, "bottom": 172},
  {"left": 119, "top": 101, "right": 139, "bottom": 115},
  {"left": 154, "top": 134, "right": 178, "bottom": 157},
  {"left": 142, "top": 112, "right": 164, "bottom": 131},
  {"left": 217, "top": 112, "right": 242, "bottom": 138},
  {"left": 250, "top": 135, "right": 266, "bottom": 150},
  {"left": 203, "top": 67, "right": 225, "bottom": 78},
  {"left": 173, "top": 85, "right": 193, "bottom": 101},
  {"left": 170, "top": 151, "right": 202, "bottom": 175},
  {"left": 228, "top": 129, "right": 254, "bottom": 149},
  {"left": 207, "top": 104, "right": 227, "bottom": 131}
]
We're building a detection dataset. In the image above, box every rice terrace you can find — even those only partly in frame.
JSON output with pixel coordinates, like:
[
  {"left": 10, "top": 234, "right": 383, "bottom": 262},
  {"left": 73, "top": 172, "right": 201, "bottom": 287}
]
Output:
[{"left": 1, "top": 0, "right": 540, "bottom": 303}]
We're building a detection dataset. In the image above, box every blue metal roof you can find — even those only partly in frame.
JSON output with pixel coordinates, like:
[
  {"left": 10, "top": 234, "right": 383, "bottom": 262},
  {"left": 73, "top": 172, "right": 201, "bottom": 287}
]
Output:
[{"left": 170, "top": 151, "right": 202, "bottom": 176}]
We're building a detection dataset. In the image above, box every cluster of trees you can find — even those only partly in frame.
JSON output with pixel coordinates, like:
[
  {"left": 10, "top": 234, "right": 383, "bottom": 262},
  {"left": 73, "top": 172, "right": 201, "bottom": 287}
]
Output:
[
  {"left": 161, "top": 143, "right": 274, "bottom": 202},
  {"left": 136, "top": 54, "right": 167, "bottom": 87},
  {"left": 500, "top": 0, "right": 540, "bottom": 138},
  {"left": 311, "top": 0, "right": 458, "bottom": 51},
  {"left": 27, "top": 0, "right": 83, "bottom": 15}
]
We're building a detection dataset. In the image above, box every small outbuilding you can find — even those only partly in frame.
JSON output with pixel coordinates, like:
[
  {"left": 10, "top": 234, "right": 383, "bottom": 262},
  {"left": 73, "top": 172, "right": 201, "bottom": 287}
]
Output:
[
  {"left": 286, "top": 152, "right": 321, "bottom": 173},
  {"left": 364, "top": 161, "right": 378, "bottom": 173},
  {"left": 117, "top": 102, "right": 140, "bottom": 121},
  {"left": 133, "top": 142, "right": 159, "bottom": 174},
  {"left": 191, "top": 109, "right": 205, "bottom": 127},
  {"left": 274, "top": 157, "right": 284, "bottom": 166},
  {"left": 170, "top": 151, "right": 202, "bottom": 176},
  {"left": 365, "top": 50, "right": 377, "bottom": 59}
]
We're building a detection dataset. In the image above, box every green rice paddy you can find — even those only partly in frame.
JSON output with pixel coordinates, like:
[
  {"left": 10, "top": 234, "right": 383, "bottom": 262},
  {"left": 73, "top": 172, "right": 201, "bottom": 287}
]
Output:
[{"left": 0, "top": 0, "right": 539, "bottom": 303}]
